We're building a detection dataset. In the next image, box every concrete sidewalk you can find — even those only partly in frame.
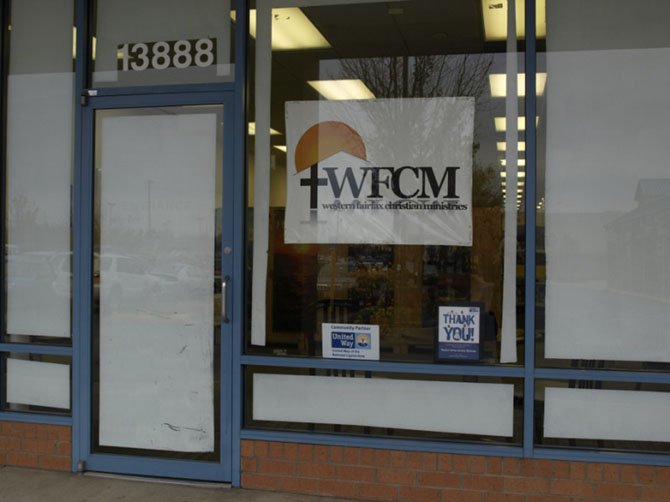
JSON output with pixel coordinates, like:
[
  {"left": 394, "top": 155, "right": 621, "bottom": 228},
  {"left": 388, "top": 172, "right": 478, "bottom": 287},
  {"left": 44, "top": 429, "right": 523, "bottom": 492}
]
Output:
[{"left": 0, "top": 467, "right": 350, "bottom": 502}]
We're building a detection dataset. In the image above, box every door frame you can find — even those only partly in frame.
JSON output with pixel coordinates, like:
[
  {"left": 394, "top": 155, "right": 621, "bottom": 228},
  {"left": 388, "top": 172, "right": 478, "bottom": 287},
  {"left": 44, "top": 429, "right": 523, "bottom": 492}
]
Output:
[{"left": 75, "top": 91, "right": 238, "bottom": 482}]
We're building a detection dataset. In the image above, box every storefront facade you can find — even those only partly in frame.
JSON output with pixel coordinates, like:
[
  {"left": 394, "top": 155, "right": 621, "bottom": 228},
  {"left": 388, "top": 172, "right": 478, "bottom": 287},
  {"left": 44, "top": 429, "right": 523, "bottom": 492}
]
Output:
[{"left": 2, "top": 0, "right": 670, "bottom": 499}]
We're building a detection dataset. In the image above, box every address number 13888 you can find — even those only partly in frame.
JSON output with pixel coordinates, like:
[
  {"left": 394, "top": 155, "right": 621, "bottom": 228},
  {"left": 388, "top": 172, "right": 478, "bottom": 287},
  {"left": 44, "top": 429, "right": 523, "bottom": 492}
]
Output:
[{"left": 117, "top": 38, "right": 217, "bottom": 72}]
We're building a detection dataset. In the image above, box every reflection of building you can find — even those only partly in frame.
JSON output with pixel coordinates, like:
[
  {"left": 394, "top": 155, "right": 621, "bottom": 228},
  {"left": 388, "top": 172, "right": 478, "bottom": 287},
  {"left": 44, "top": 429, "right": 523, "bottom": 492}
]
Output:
[{"left": 606, "top": 179, "right": 670, "bottom": 300}]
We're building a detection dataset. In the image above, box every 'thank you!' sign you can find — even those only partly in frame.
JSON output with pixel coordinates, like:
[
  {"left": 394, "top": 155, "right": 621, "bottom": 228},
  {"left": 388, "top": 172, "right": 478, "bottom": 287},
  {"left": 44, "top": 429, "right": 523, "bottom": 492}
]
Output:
[{"left": 437, "top": 304, "right": 482, "bottom": 361}]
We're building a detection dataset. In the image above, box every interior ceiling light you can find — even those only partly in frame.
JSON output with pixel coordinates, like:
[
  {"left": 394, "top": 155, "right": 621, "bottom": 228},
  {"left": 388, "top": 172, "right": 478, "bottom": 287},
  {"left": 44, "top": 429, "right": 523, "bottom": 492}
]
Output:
[
  {"left": 231, "top": 8, "right": 330, "bottom": 50},
  {"left": 308, "top": 79, "right": 375, "bottom": 100},
  {"left": 500, "top": 159, "right": 526, "bottom": 167},
  {"left": 497, "top": 141, "right": 526, "bottom": 152},
  {"left": 500, "top": 171, "right": 526, "bottom": 178},
  {"left": 248, "top": 122, "right": 281, "bottom": 136},
  {"left": 273, "top": 145, "right": 287, "bottom": 152},
  {"left": 494, "top": 116, "right": 539, "bottom": 132},
  {"left": 74, "top": 29, "right": 97, "bottom": 61},
  {"left": 482, "top": 0, "right": 546, "bottom": 41},
  {"left": 489, "top": 73, "right": 547, "bottom": 97}
]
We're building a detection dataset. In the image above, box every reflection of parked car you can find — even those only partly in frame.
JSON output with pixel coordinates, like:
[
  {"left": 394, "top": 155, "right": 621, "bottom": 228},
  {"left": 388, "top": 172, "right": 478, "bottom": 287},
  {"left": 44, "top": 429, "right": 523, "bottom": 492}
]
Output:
[
  {"left": 10, "top": 251, "right": 72, "bottom": 298},
  {"left": 316, "top": 260, "right": 356, "bottom": 296},
  {"left": 7, "top": 254, "right": 55, "bottom": 288},
  {"left": 436, "top": 273, "right": 470, "bottom": 296},
  {"left": 6, "top": 254, "right": 60, "bottom": 320},
  {"left": 145, "top": 263, "right": 210, "bottom": 302},
  {"left": 51, "top": 253, "right": 71, "bottom": 297},
  {"left": 95, "top": 254, "right": 150, "bottom": 309}
]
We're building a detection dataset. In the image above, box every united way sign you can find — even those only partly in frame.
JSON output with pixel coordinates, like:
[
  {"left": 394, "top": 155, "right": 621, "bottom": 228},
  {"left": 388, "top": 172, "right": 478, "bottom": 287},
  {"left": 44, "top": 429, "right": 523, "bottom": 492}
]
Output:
[
  {"left": 284, "top": 98, "right": 474, "bottom": 246},
  {"left": 322, "top": 323, "right": 380, "bottom": 361}
]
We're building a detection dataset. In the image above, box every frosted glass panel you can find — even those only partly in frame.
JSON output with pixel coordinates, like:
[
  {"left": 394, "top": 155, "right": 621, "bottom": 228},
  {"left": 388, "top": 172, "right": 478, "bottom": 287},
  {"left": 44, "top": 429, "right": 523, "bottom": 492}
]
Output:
[
  {"left": 253, "top": 374, "right": 514, "bottom": 437},
  {"left": 5, "top": 0, "right": 73, "bottom": 338},
  {"left": 543, "top": 0, "right": 670, "bottom": 361},
  {"left": 544, "top": 387, "right": 670, "bottom": 442},
  {"left": 96, "top": 108, "right": 220, "bottom": 453},
  {"left": 6, "top": 358, "right": 70, "bottom": 410}
]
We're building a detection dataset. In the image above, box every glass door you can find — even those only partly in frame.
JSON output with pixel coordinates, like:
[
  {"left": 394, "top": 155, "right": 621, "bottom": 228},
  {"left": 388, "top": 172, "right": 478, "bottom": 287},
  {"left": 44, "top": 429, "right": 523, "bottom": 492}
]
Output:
[{"left": 79, "top": 95, "right": 234, "bottom": 481}]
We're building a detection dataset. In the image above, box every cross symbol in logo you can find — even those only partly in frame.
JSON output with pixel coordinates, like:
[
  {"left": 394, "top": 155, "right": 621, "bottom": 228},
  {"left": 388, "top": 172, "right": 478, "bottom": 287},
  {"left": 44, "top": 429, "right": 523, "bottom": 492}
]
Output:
[
  {"left": 299, "top": 164, "right": 328, "bottom": 225},
  {"left": 300, "top": 164, "right": 328, "bottom": 209}
]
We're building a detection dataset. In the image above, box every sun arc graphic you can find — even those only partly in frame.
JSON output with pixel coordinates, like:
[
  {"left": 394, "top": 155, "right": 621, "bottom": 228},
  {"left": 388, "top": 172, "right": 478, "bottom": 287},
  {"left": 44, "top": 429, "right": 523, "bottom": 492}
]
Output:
[{"left": 294, "top": 121, "right": 367, "bottom": 173}]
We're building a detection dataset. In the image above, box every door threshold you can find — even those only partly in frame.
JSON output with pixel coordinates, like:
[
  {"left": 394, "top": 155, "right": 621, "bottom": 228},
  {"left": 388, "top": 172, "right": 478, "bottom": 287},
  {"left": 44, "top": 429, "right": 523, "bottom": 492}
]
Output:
[{"left": 83, "top": 471, "right": 231, "bottom": 489}]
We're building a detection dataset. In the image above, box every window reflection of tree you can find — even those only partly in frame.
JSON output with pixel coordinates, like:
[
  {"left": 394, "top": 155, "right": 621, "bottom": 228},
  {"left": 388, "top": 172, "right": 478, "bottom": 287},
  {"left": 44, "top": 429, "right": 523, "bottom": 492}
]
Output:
[{"left": 340, "top": 54, "right": 493, "bottom": 100}]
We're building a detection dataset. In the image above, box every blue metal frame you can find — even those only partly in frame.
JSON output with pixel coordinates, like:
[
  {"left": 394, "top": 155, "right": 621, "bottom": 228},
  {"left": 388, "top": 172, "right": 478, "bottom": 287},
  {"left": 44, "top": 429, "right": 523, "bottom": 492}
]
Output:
[
  {"left": 533, "top": 447, "right": 670, "bottom": 467},
  {"left": 241, "top": 429, "right": 523, "bottom": 458},
  {"left": 71, "top": 0, "right": 89, "bottom": 475},
  {"left": 0, "top": 343, "right": 72, "bottom": 356},
  {"left": 535, "top": 368, "right": 670, "bottom": 384},
  {"left": 0, "top": 0, "right": 8, "bottom": 417},
  {"left": 3, "top": 0, "right": 670, "bottom": 488},
  {"left": 0, "top": 0, "right": 77, "bottom": 428},
  {"left": 230, "top": 0, "right": 249, "bottom": 488},
  {"left": 0, "top": 411, "right": 71, "bottom": 426},
  {"left": 87, "top": 83, "right": 237, "bottom": 97},
  {"left": 241, "top": 355, "right": 525, "bottom": 378},
  {"left": 523, "top": 0, "right": 537, "bottom": 459},
  {"left": 69, "top": 0, "right": 247, "bottom": 483},
  {"left": 232, "top": 0, "right": 670, "bottom": 472},
  {"left": 76, "top": 90, "right": 236, "bottom": 482}
]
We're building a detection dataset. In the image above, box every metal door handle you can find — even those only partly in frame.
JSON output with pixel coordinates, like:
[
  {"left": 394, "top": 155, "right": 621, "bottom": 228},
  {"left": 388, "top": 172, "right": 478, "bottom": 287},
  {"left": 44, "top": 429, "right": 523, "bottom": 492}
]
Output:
[{"left": 222, "top": 276, "right": 230, "bottom": 323}]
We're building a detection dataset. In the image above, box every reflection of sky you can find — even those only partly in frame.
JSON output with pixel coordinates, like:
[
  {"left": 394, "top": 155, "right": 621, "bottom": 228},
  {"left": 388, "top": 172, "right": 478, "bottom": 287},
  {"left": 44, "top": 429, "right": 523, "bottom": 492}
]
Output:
[
  {"left": 7, "top": 73, "right": 73, "bottom": 229},
  {"left": 99, "top": 113, "right": 218, "bottom": 239}
]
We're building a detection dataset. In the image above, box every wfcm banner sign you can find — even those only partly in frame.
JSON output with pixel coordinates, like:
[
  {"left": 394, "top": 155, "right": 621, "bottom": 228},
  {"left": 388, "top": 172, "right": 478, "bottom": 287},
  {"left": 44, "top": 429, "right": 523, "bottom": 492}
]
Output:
[{"left": 284, "top": 98, "right": 474, "bottom": 246}]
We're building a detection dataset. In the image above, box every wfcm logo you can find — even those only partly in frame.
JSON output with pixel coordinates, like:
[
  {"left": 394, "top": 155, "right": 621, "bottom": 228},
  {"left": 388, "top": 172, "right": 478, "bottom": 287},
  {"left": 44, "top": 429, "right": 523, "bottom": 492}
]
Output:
[{"left": 294, "top": 121, "right": 460, "bottom": 210}]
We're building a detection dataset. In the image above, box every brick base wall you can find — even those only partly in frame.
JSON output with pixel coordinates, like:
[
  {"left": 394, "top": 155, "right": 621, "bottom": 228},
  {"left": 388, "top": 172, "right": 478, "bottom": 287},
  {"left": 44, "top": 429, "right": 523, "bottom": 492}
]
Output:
[
  {"left": 0, "top": 422, "right": 71, "bottom": 471},
  {"left": 241, "top": 440, "right": 670, "bottom": 501}
]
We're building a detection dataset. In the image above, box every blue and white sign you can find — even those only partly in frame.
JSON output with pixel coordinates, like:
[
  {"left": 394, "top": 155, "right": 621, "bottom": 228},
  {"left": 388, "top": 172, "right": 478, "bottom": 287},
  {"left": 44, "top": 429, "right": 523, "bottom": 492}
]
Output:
[
  {"left": 437, "top": 304, "right": 481, "bottom": 361},
  {"left": 322, "top": 323, "right": 380, "bottom": 360}
]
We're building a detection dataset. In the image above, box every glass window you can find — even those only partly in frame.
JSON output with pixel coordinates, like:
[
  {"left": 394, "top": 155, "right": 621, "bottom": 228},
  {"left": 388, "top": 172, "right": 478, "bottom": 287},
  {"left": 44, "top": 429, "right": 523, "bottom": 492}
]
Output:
[
  {"left": 246, "top": 0, "right": 527, "bottom": 365},
  {"left": 3, "top": 0, "right": 74, "bottom": 344},
  {"left": 536, "top": 380, "right": 670, "bottom": 454},
  {"left": 1, "top": 353, "right": 71, "bottom": 415},
  {"left": 90, "top": 0, "right": 235, "bottom": 88},
  {"left": 537, "top": 0, "right": 670, "bottom": 370},
  {"left": 246, "top": 366, "right": 523, "bottom": 444},
  {"left": 90, "top": 106, "right": 224, "bottom": 460}
]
